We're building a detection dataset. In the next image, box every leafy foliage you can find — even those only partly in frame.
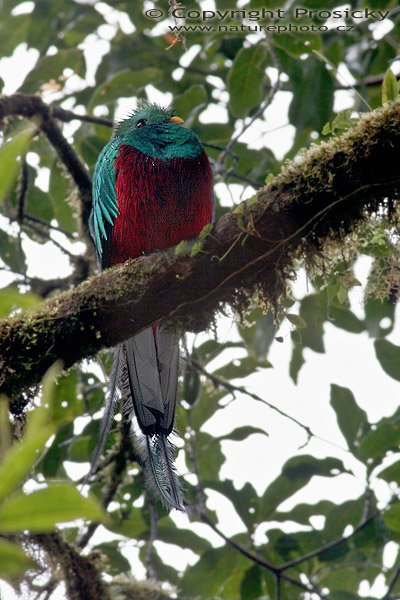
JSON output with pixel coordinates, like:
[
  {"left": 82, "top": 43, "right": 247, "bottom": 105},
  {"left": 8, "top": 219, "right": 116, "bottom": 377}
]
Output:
[{"left": 0, "top": 1, "right": 399, "bottom": 599}]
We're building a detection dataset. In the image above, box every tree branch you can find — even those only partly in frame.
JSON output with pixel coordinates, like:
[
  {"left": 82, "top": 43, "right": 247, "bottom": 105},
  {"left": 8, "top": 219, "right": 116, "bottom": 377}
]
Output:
[
  {"left": 191, "top": 357, "right": 319, "bottom": 439},
  {"left": 1, "top": 103, "right": 400, "bottom": 400},
  {"left": 385, "top": 558, "right": 400, "bottom": 598},
  {"left": 276, "top": 508, "right": 381, "bottom": 572},
  {"left": 32, "top": 532, "right": 109, "bottom": 600},
  {"left": 200, "top": 512, "right": 329, "bottom": 598}
]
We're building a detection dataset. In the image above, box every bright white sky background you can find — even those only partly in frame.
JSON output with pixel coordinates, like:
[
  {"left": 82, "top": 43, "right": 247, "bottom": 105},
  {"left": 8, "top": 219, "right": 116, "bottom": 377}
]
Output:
[{"left": 0, "top": 2, "right": 399, "bottom": 599}]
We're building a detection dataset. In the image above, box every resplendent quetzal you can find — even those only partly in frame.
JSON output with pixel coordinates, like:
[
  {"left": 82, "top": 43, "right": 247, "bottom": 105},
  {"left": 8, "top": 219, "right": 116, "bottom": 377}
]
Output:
[{"left": 89, "top": 102, "right": 214, "bottom": 510}]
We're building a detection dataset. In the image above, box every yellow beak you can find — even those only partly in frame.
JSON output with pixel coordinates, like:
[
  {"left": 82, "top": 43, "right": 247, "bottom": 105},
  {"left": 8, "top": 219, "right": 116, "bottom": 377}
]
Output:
[{"left": 169, "top": 116, "right": 184, "bottom": 125}]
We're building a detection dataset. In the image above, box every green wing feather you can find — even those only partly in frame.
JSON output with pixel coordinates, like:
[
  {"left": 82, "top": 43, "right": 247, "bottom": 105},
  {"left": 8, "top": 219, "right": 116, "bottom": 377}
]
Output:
[{"left": 91, "top": 139, "right": 120, "bottom": 256}]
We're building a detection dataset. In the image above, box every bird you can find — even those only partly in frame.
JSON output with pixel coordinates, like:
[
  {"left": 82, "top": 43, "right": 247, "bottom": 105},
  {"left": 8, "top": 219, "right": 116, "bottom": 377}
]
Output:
[{"left": 89, "top": 102, "right": 214, "bottom": 510}]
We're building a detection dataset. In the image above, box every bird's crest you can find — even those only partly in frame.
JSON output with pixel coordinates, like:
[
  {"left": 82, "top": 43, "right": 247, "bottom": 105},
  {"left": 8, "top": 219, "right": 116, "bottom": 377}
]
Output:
[{"left": 113, "top": 102, "right": 176, "bottom": 138}]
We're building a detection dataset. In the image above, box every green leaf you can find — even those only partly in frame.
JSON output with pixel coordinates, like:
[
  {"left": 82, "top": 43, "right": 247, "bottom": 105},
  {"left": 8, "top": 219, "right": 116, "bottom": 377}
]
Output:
[
  {"left": 89, "top": 69, "right": 162, "bottom": 110},
  {"left": 323, "top": 110, "right": 358, "bottom": 137},
  {"left": 329, "top": 304, "right": 365, "bottom": 334},
  {"left": 196, "top": 432, "right": 225, "bottom": 480},
  {"left": 296, "top": 293, "right": 326, "bottom": 351},
  {"left": 139, "top": 544, "right": 179, "bottom": 585},
  {"left": 0, "top": 230, "right": 24, "bottom": 273},
  {"left": 175, "top": 240, "right": 188, "bottom": 255},
  {"left": 0, "top": 286, "right": 41, "bottom": 317},
  {"left": 218, "top": 426, "right": 268, "bottom": 442},
  {"left": 323, "top": 498, "right": 364, "bottom": 539},
  {"left": 288, "top": 57, "right": 334, "bottom": 132},
  {"left": 274, "top": 32, "right": 322, "bottom": 58},
  {"left": 384, "top": 504, "right": 400, "bottom": 533},
  {"left": 322, "top": 122, "right": 331, "bottom": 135},
  {"left": 289, "top": 291, "right": 327, "bottom": 381},
  {"left": 241, "top": 565, "right": 262, "bottom": 600},
  {"left": 378, "top": 459, "right": 400, "bottom": 484},
  {"left": 374, "top": 339, "right": 400, "bottom": 381},
  {"left": 68, "top": 434, "right": 94, "bottom": 463},
  {"left": 156, "top": 522, "right": 212, "bottom": 553},
  {"left": 0, "top": 484, "right": 105, "bottom": 532},
  {"left": 214, "top": 356, "right": 271, "bottom": 381},
  {"left": 49, "top": 164, "right": 75, "bottom": 233},
  {"left": 0, "top": 409, "right": 54, "bottom": 504},
  {"left": 94, "top": 543, "right": 131, "bottom": 575},
  {"left": 195, "top": 339, "right": 243, "bottom": 364},
  {"left": 289, "top": 344, "right": 305, "bottom": 383},
  {"left": 357, "top": 419, "right": 400, "bottom": 468},
  {"left": 227, "top": 44, "right": 269, "bottom": 118},
  {"left": 260, "top": 456, "right": 346, "bottom": 517},
  {"left": 0, "top": 364, "right": 62, "bottom": 503},
  {"left": 0, "top": 125, "right": 34, "bottom": 204},
  {"left": 271, "top": 500, "right": 335, "bottom": 526},
  {"left": 0, "top": 538, "right": 36, "bottom": 578},
  {"left": 190, "top": 386, "right": 226, "bottom": 430},
  {"left": 41, "top": 422, "right": 74, "bottom": 478},
  {"left": 174, "top": 84, "right": 207, "bottom": 124},
  {"left": 286, "top": 313, "right": 307, "bottom": 328},
  {"left": 0, "top": 14, "right": 29, "bottom": 55},
  {"left": 180, "top": 544, "right": 242, "bottom": 596},
  {"left": 382, "top": 68, "right": 399, "bottom": 104},
  {"left": 331, "top": 109, "right": 358, "bottom": 132},
  {"left": 77, "top": 134, "right": 106, "bottom": 170},
  {"left": 330, "top": 385, "right": 368, "bottom": 450},
  {"left": 205, "top": 480, "right": 259, "bottom": 530},
  {"left": 199, "top": 223, "right": 213, "bottom": 240},
  {"left": 182, "top": 364, "right": 201, "bottom": 406},
  {"left": 329, "top": 592, "right": 360, "bottom": 600},
  {"left": 50, "top": 368, "right": 80, "bottom": 424},
  {"left": 364, "top": 298, "right": 395, "bottom": 338},
  {"left": 190, "top": 240, "right": 203, "bottom": 258},
  {"left": 107, "top": 508, "right": 148, "bottom": 538},
  {"left": 238, "top": 310, "right": 276, "bottom": 358}
]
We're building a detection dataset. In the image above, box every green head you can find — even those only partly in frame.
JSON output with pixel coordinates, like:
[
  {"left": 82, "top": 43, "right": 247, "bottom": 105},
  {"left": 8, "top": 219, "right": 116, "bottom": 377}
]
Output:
[{"left": 112, "top": 102, "right": 202, "bottom": 159}]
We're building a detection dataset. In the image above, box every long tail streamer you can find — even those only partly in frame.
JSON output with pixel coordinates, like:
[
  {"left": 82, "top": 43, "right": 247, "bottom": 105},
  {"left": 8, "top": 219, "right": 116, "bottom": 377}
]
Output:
[{"left": 88, "top": 327, "right": 184, "bottom": 511}]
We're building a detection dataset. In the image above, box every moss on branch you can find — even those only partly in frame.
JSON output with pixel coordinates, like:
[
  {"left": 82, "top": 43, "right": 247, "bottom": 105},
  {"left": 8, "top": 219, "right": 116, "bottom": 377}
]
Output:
[{"left": 1, "top": 102, "right": 400, "bottom": 400}]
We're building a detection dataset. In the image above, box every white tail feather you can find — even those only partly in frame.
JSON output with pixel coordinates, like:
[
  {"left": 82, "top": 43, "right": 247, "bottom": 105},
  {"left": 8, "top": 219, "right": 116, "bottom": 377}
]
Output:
[
  {"left": 137, "top": 433, "right": 184, "bottom": 511},
  {"left": 86, "top": 345, "right": 122, "bottom": 481}
]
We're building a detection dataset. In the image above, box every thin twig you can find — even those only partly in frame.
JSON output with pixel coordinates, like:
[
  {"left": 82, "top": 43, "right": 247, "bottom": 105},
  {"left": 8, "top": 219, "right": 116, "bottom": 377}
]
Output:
[
  {"left": 227, "top": 171, "right": 261, "bottom": 188},
  {"left": 190, "top": 358, "right": 346, "bottom": 452},
  {"left": 385, "top": 559, "right": 400, "bottom": 598},
  {"left": 277, "top": 509, "right": 381, "bottom": 572},
  {"left": 24, "top": 219, "right": 76, "bottom": 259},
  {"left": 24, "top": 213, "right": 77, "bottom": 240},
  {"left": 51, "top": 107, "right": 113, "bottom": 128},
  {"left": 145, "top": 500, "right": 158, "bottom": 580}
]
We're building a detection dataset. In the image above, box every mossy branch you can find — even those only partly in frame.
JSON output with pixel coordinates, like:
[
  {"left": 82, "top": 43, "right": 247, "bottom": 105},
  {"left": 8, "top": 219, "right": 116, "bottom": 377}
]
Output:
[{"left": 1, "top": 103, "right": 400, "bottom": 400}]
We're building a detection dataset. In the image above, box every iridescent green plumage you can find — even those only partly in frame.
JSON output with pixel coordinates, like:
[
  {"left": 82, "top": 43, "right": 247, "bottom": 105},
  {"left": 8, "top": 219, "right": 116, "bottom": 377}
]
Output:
[{"left": 90, "top": 103, "right": 203, "bottom": 258}]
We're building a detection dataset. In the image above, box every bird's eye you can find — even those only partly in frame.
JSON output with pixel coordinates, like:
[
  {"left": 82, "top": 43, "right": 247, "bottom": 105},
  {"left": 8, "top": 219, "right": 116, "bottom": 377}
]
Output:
[{"left": 136, "top": 119, "right": 147, "bottom": 128}]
